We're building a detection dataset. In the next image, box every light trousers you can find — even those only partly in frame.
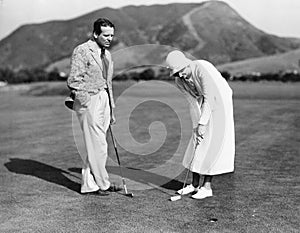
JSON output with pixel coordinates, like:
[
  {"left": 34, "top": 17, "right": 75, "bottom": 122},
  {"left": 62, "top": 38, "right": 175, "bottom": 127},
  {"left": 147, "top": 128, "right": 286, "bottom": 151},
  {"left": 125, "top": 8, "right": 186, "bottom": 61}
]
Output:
[{"left": 74, "top": 90, "right": 111, "bottom": 193}]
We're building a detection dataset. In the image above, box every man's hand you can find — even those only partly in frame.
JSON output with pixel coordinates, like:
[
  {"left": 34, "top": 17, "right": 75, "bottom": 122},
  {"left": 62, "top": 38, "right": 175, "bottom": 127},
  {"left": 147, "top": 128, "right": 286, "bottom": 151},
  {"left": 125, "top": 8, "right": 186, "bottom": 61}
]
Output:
[{"left": 110, "top": 113, "right": 116, "bottom": 125}]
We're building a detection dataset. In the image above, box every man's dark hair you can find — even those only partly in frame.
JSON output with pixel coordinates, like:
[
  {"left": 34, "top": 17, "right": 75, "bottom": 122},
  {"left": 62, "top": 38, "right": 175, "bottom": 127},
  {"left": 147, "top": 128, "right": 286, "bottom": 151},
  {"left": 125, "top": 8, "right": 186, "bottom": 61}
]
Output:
[{"left": 93, "top": 18, "right": 115, "bottom": 35}]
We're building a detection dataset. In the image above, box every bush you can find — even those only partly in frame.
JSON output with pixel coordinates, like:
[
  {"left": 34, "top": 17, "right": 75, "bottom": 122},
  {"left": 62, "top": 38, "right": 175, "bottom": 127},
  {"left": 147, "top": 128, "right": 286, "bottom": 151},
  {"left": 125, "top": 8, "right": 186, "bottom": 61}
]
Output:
[
  {"left": 232, "top": 71, "right": 300, "bottom": 82},
  {"left": 1, "top": 66, "right": 299, "bottom": 84},
  {"left": 157, "top": 67, "right": 172, "bottom": 80},
  {"left": 0, "top": 67, "right": 66, "bottom": 84},
  {"left": 139, "top": 68, "right": 155, "bottom": 80},
  {"left": 0, "top": 68, "right": 14, "bottom": 83},
  {"left": 220, "top": 71, "right": 231, "bottom": 81},
  {"left": 48, "top": 69, "right": 61, "bottom": 81},
  {"left": 113, "top": 73, "right": 129, "bottom": 81},
  {"left": 280, "top": 70, "right": 300, "bottom": 82}
]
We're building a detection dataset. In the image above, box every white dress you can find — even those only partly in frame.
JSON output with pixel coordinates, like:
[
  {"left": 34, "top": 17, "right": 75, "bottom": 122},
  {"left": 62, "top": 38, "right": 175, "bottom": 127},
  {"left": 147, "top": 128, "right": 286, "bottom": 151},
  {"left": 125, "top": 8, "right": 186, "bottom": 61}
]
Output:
[{"left": 178, "top": 60, "right": 235, "bottom": 175}]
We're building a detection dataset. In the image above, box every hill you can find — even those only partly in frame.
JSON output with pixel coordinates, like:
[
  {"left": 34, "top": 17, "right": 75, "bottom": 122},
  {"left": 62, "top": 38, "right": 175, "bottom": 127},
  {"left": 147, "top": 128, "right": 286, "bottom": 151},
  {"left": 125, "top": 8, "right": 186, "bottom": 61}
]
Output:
[
  {"left": 157, "top": 1, "right": 300, "bottom": 63},
  {"left": 1, "top": 1, "right": 300, "bottom": 73},
  {"left": 217, "top": 48, "right": 300, "bottom": 75}
]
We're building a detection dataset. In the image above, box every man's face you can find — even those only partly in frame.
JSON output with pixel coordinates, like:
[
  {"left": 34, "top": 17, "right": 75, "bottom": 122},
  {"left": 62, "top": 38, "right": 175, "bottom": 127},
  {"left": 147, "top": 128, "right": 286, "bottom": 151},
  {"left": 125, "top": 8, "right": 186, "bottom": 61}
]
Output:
[{"left": 94, "top": 26, "right": 114, "bottom": 48}]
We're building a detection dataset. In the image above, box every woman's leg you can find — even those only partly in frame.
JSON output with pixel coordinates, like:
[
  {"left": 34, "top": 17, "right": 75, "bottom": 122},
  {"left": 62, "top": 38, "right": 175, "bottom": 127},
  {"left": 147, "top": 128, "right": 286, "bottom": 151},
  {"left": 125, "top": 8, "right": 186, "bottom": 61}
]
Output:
[
  {"left": 202, "top": 175, "right": 213, "bottom": 189},
  {"left": 192, "top": 172, "right": 201, "bottom": 187},
  {"left": 176, "top": 171, "right": 200, "bottom": 194},
  {"left": 191, "top": 175, "right": 213, "bottom": 199}
]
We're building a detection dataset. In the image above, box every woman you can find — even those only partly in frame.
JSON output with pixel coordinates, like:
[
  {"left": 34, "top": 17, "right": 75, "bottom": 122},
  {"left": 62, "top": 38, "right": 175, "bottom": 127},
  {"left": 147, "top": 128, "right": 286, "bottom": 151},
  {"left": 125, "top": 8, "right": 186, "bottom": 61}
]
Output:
[{"left": 166, "top": 50, "right": 235, "bottom": 199}]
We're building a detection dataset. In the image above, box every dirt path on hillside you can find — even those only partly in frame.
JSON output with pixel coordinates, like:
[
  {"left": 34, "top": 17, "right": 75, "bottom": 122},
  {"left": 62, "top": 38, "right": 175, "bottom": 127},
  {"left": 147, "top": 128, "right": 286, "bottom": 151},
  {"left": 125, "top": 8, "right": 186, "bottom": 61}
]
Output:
[{"left": 182, "top": 6, "right": 206, "bottom": 53}]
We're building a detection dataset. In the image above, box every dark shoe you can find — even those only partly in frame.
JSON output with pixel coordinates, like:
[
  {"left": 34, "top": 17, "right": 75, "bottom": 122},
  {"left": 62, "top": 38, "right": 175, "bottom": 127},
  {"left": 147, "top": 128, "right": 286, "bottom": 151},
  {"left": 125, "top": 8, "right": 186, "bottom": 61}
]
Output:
[
  {"left": 81, "top": 189, "right": 109, "bottom": 196},
  {"left": 105, "top": 185, "right": 122, "bottom": 192}
]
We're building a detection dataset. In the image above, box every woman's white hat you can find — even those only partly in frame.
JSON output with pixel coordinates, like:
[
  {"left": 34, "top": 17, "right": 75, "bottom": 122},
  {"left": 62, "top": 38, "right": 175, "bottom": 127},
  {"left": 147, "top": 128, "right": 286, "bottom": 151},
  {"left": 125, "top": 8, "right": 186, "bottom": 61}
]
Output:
[{"left": 166, "top": 50, "right": 192, "bottom": 76}]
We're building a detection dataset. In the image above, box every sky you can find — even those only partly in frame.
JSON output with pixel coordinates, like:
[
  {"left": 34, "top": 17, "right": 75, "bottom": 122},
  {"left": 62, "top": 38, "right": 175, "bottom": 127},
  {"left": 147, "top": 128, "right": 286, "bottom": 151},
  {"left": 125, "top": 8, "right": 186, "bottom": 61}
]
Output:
[{"left": 0, "top": 0, "right": 299, "bottom": 40}]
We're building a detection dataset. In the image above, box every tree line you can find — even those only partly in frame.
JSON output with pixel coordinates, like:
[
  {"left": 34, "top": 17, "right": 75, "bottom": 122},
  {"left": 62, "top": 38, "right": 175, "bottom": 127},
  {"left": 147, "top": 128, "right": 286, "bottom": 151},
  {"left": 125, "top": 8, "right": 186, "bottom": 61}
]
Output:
[
  {"left": 114, "top": 68, "right": 300, "bottom": 82},
  {"left": 0, "top": 67, "right": 299, "bottom": 84},
  {"left": 0, "top": 68, "right": 64, "bottom": 84}
]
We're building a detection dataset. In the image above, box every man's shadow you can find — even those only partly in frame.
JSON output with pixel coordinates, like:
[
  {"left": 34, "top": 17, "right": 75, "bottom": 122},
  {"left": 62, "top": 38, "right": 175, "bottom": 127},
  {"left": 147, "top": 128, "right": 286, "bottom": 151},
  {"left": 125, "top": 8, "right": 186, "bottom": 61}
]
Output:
[
  {"left": 4, "top": 158, "right": 184, "bottom": 194},
  {"left": 69, "top": 166, "right": 184, "bottom": 191},
  {"left": 4, "top": 158, "right": 80, "bottom": 193}
]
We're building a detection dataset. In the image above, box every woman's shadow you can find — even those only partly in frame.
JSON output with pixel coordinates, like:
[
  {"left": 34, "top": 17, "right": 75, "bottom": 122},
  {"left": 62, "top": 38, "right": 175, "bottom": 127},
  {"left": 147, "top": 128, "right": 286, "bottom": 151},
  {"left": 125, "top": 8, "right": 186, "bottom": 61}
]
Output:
[{"left": 4, "top": 158, "right": 81, "bottom": 193}]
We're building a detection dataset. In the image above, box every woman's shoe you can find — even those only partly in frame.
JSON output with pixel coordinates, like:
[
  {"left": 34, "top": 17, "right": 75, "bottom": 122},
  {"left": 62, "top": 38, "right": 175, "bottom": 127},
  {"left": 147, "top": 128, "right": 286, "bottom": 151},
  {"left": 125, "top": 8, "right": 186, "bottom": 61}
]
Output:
[
  {"left": 191, "top": 187, "right": 213, "bottom": 199},
  {"left": 176, "top": 184, "right": 199, "bottom": 195}
]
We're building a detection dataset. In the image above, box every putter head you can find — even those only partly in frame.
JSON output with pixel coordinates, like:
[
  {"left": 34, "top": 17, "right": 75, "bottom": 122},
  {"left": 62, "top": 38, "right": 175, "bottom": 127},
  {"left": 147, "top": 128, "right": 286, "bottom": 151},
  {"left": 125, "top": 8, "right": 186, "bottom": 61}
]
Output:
[
  {"left": 170, "top": 195, "right": 181, "bottom": 201},
  {"left": 124, "top": 193, "right": 134, "bottom": 198}
]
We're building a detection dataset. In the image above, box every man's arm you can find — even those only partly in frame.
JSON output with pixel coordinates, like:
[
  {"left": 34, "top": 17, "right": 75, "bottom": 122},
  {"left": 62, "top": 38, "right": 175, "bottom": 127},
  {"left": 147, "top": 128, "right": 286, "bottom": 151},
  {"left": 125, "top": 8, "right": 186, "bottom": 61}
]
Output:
[
  {"left": 195, "top": 65, "right": 212, "bottom": 126},
  {"left": 67, "top": 46, "right": 90, "bottom": 105},
  {"left": 106, "top": 52, "right": 115, "bottom": 109}
]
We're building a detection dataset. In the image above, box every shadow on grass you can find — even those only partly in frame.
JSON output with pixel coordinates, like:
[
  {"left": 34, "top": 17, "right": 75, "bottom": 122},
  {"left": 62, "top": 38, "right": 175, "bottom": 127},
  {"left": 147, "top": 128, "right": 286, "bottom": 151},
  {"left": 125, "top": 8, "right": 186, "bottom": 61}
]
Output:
[
  {"left": 4, "top": 158, "right": 81, "bottom": 193},
  {"left": 69, "top": 166, "right": 183, "bottom": 191}
]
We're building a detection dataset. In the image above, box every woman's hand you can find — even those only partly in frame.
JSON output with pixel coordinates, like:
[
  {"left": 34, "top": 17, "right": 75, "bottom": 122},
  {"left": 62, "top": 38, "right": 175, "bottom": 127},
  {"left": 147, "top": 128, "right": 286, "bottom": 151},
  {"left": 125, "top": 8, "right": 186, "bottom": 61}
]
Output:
[
  {"left": 197, "top": 124, "right": 206, "bottom": 137},
  {"left": 194, "top": 124, "right": 206, "bottom": 145}
]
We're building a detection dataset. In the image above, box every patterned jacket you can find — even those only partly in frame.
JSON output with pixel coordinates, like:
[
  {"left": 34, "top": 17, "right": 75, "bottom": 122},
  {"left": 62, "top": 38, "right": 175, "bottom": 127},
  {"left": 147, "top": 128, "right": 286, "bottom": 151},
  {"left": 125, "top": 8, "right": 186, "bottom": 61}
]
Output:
[{"left": 67, "top": 39, "right": 115, "bottom": 108}]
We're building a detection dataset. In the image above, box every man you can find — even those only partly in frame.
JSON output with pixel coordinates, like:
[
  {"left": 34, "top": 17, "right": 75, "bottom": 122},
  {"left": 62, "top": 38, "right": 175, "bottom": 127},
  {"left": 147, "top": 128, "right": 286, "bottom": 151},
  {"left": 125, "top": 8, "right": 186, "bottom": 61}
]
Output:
[
  {"left": 67, "top": 18, "right": 120, "bottom": 195},
  {"left": 166, "top": 50, "right": 235, "bottom": 199}
]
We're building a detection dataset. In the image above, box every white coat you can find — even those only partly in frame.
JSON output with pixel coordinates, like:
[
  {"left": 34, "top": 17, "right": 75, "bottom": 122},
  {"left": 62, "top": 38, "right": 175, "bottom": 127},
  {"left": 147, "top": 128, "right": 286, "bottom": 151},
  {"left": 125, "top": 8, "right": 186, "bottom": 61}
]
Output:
[{"left": 176, "top": 60, "right": 235, "bottom": 175}]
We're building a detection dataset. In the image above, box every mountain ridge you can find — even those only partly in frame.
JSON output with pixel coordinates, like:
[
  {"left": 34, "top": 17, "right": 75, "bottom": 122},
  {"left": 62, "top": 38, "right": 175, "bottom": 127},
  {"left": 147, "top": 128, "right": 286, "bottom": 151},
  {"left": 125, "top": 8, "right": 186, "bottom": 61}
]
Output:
[{"left": 1, "top": 1, "right": 300, "bottom": 71}]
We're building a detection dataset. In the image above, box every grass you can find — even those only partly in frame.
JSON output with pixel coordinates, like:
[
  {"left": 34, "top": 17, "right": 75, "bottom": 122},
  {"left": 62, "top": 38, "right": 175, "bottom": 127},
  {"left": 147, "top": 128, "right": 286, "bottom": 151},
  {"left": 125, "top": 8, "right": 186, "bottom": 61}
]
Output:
[{"left": 0, "top": 81, "right": 299, "bottom": 233}]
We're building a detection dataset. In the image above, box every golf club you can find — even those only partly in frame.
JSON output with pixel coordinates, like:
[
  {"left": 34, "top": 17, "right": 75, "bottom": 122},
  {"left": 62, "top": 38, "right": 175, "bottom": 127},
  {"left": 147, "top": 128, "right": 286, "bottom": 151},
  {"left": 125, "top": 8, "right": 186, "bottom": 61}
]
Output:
[
  {"left": 170, "top": 134, "right": 200, "bottom": 201},
  {"left": 170, "top": 164, "right": 191, "bottom": 201},
  {"left": 109, "top": 126, "right": 134, "bottom": 197}
]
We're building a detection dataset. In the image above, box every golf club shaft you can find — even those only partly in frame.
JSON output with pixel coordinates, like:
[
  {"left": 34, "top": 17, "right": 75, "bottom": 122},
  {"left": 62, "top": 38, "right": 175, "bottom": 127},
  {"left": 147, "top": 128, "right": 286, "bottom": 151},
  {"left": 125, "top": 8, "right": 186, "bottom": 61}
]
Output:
[
  {"left": 109, "top": 126, "right": 122, "bottom": 166},
  {"left": 179, "top": 134, "right": 200, "bottom": 195},
  {"left": 106, "top": 89, "right": 133, "bottom": 197},
  {"left": 171, "top": 139, "right": 197, "bottom": 201},
  {"left": 63, "top": 170, "right": 80, "bottom": 179},
  {"left": 109, "top": 126, "right": 130, "bottom": 195},
  {"left": 180, "top": 166, "right": 191, "bottom": 195}
]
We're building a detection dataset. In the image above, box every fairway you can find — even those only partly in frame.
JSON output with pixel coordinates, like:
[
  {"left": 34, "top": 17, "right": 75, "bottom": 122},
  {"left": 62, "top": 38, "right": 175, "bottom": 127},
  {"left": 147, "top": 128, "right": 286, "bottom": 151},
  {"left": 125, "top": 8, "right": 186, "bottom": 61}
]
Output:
[{"left": 0, "top": 81, "right": 299, "bottom": 233}]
